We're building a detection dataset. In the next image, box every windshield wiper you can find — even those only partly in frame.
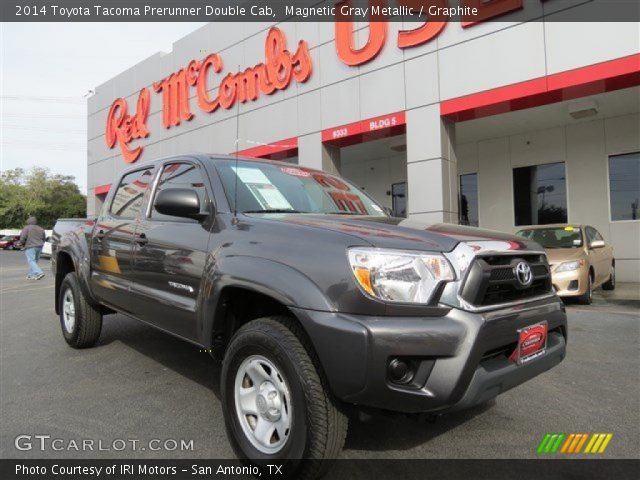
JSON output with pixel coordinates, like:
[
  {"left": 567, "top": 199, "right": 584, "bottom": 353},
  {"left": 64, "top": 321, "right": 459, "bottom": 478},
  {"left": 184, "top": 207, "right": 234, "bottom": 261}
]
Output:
[
  {"left": 242, "top": 209, "right": 308, "bottom": 214},
  {"left": 326, "top": 211, "right": 364, "bottom": 215}
]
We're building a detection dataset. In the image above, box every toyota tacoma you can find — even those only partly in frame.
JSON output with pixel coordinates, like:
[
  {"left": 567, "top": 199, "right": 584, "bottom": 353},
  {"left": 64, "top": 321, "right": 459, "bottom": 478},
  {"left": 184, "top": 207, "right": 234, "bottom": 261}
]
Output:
[{"left": 52, "top": 154, "right": 567, "bottom": 478}]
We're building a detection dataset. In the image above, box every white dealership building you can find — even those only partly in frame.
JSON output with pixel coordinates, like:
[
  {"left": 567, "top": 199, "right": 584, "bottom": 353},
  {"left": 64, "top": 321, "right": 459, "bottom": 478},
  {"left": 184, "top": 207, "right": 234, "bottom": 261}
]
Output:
[{"left": 87, "top": 2, "right": 640, "bottom": 281}]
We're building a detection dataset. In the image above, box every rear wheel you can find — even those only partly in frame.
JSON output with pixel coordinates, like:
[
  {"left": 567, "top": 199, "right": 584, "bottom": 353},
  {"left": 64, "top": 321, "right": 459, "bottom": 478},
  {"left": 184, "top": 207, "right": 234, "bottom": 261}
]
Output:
[
  {"left": 577, "top": 273, "right": 593, "bottom": 305},
  {"left": 59, "top": 272, "right": 102, "bottom": 348},
  {"left": 221, "top": 316, "right": 347, "bottom": 479},
  {"left": 602, "top": 263, "right": 615, "bottom": 291}
]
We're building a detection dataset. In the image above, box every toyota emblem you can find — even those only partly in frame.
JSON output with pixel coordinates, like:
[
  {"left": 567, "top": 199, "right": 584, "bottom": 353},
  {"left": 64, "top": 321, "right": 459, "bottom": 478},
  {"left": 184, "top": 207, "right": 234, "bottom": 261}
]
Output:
[{"left": 515, "top": 261, "right": 533, "bottom": 287}]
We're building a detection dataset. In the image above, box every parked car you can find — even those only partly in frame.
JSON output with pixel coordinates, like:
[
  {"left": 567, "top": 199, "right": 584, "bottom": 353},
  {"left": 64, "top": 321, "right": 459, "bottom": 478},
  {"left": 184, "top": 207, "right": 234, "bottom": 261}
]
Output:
[
  {"left": 0, "top": 235, "right": 21, "bottom": 250},
  {"left": 52, "top": 154, "right": 567, "bottom": 478},
  {"left": 516, "top": 224, "right": 615, "bottom": 304},
  {"left": 41, "top": 236, "right": 52, "bottom": 258}
]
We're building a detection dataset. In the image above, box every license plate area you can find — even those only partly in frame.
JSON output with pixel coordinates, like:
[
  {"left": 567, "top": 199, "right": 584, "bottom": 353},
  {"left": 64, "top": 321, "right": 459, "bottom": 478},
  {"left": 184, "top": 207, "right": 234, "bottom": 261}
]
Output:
[{"left": 510, "top": 321, "right": 548, "bottom": 365}]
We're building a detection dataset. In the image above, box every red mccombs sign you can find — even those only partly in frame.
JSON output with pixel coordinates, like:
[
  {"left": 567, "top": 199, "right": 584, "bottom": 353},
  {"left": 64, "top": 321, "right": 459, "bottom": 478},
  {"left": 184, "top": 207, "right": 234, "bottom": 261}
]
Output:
[
  {"left": 106, "top": 27, "right": 312, "bottom": 162},
  {"left": 106, "top": 0, "right": 525, "bottom": 161}
]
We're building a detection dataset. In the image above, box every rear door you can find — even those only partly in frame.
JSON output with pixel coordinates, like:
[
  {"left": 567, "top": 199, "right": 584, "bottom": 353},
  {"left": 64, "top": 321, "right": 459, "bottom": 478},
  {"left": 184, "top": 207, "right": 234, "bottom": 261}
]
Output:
[
  {"left": 90, "top": 165, "right": 155, "bottom": 312},
  {"left": 129, "top": 160, "right": 214, "bottom": 341}
]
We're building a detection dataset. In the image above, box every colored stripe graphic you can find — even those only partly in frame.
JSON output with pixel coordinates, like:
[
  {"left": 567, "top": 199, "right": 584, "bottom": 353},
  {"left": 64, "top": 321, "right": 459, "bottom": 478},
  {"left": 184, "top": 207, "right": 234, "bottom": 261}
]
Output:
[
  {"left": 540, "top": 433, "right": 613, "bottom": 454},
  {"left": 585, "top": 433, "right": 614, "bottom": 454},
  {"left": 537, "top": 433, "right": 565, "bottom": 454}
]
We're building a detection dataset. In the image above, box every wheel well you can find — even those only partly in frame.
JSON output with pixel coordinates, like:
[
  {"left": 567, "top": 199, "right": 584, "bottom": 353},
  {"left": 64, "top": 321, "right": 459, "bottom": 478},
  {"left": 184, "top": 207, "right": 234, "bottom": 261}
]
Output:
[
  {"left": 211, "top": 287, "right": 300, "bottom": 359},
  {"left": 55, "top": 252, "right": 75, "bottom": 314}
]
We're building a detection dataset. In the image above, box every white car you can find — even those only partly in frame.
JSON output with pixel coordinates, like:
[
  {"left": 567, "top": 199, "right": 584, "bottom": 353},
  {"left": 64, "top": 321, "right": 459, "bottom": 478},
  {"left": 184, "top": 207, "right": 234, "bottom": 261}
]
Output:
[{"left": 41, "top": 237, "right": 52, "bottom": 258}]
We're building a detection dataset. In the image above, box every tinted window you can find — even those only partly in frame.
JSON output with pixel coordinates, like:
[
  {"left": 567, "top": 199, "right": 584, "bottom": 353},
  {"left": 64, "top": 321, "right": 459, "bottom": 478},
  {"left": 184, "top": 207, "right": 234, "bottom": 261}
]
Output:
[
  {"left": 513, "top": 162, "right": 568, "bottom": 226},
  {"left": 459, "top": 173, "right": 479, "bottom": 227},
  {"left": 110, "top": 167, "right": 155, "bottom": 219},
  {"left": 517, "top": 226, "right": 582, "bottom": 249},
  {"left": 585, "top": 226, "right": 605, "bottom": 244},
  {"left": 609, "top": 152, "right": 639, "bottom": 221},
  {"left": 152, "top": 163, "right": 209, "bottom": 220}
]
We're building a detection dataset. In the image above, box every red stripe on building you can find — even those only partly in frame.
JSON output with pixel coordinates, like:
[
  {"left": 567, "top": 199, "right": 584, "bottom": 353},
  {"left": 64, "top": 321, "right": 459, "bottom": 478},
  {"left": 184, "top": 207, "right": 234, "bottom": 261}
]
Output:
[
  {"left": 322, "top": 111, "right": 406, "bottom": 147},
  {"left": 441, "top": 53, "right": 640, "bottom": 122},
  {"left": 94, "top": 184, "right": 111, "bottom": 195}
]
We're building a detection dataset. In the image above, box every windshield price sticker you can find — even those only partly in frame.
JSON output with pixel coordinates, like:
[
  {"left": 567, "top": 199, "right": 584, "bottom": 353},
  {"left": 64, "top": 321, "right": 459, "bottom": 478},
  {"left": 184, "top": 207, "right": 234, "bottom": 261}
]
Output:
[{"left": 232, "top": 166, "right": 293, "bottom": 210}]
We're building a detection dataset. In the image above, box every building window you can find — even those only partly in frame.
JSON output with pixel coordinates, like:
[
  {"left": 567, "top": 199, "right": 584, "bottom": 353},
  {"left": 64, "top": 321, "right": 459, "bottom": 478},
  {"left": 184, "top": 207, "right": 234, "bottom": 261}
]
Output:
[
  {"left": 391, "top": 182, "right": 407, "bottom": 218},
  {"left": 513, "top": 162, "right": 567, "bottom": 226},
  {"left": 459, "top": 173, "right": 478, "bottom": 226},
  {"left": 609, "top": 152, "right": 640, "bottom": 221}
]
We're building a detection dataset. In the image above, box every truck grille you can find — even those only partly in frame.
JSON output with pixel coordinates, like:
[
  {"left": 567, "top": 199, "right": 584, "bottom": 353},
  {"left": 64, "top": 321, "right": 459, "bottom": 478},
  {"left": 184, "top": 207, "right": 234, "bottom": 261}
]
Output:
[{"left": 459, "top": 254, "right": 553, "bottom": 308}]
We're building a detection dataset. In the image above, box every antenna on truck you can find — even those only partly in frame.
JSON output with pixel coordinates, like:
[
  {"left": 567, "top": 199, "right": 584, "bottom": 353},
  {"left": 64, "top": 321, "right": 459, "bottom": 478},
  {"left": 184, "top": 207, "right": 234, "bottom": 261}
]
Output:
[{"left": 232, "top": 64, "right": 241, "bottom": 223}]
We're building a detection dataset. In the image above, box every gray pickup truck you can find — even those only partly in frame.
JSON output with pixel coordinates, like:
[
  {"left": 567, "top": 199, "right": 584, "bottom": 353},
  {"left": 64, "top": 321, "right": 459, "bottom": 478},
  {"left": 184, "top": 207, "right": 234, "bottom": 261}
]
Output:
[{"left": 52, "top": 154, "right": 567, "bottom": 478}]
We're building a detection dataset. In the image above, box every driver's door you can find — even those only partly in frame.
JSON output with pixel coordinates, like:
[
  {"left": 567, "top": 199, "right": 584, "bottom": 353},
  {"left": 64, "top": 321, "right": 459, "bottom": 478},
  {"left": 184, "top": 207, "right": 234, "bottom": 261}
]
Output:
[{"left": 130, "top": 160, "right": 214, "bottom": 341}]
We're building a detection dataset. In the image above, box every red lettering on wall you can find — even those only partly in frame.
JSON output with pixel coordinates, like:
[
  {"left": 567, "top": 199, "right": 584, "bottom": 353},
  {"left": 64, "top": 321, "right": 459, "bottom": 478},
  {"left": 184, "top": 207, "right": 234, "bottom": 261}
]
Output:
[
  {"left": 461, "top": 0, "right": 523, "bottom": 27},
  {"left": 335, "top": 0, "right": 388, "bottom": 66},
  {"left": 105, "top": 88, "right": 150, "bottom": 163},
  {"left": 153, "top": 27, "right": 312, "bottom": 126},
  {"left": 397, "top": 0, "right": 448, "bottom": 48},
  {"left": 105, "top": 27, "right": 312, "bottom": 163},
  {"left": 197, "top": 54, "right": 223, "bottom": 113}
]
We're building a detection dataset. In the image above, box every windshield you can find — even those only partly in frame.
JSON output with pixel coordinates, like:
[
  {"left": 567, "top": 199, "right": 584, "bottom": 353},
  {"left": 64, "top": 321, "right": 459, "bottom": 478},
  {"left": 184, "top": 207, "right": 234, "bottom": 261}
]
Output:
[
  {"left": 216, "top": 160, "right": 387, "bottom": 216},
  {"left": 1, "top": 236, "right": 15, "bottom": 241},
  {"left": 516, "top": 227, "right": 583, "bottom": 249}
]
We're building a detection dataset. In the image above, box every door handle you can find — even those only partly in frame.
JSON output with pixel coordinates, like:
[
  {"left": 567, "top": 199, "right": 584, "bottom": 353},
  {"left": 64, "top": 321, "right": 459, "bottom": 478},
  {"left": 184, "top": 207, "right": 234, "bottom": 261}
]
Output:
[{"left": 135, "top": 233, "right": 148, "bottom": 245}]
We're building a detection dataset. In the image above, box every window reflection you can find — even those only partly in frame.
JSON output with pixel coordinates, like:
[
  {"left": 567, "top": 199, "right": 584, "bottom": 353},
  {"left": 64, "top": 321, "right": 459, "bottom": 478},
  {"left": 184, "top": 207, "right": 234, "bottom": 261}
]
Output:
[
  {"left": 459, "top": 173, "right": 479, "bottom": 227},
  {"left": 513, "top": 162, "right": 567, "bottom": 226},
  {"left": 609, "top": 152, "right": 639, "bottom": 221}
]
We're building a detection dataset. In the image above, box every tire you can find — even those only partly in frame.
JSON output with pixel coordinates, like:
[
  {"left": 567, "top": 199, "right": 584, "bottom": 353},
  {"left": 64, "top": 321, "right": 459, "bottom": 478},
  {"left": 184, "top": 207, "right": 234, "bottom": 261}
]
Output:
[
  {"left": 577, "top": 273, "right": 593, "bottom": 305},
  {"left": 59, "top": 272, "right": 102, "bottom": 348},
  {"left": 602, "top": 263, "right": 616, "bottom": 291},
  {"left": 221, "top": 316, "right": 347, "bottom": 480}
]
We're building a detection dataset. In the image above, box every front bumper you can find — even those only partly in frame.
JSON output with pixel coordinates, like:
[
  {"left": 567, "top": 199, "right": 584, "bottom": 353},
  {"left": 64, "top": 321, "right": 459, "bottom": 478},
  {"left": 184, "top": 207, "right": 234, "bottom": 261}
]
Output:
[
  {"left": 292, "top": 296, "right": 567, "bottom": 414},
  {"left": 552, "top": 266, "right": 589, "bottom": 297}
]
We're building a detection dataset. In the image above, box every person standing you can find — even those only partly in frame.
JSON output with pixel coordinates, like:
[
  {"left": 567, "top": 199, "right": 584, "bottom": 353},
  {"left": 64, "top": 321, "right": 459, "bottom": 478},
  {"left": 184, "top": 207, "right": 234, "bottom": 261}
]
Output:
[{"left": 20, "top": 216, "right": 46, "bottom": 280}]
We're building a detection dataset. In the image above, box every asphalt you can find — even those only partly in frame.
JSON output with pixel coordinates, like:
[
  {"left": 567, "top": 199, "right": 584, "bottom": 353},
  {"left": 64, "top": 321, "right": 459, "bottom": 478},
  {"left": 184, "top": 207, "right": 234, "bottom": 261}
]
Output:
[{"left": 1, "top": 250, "right": 638, "bottom": 461}]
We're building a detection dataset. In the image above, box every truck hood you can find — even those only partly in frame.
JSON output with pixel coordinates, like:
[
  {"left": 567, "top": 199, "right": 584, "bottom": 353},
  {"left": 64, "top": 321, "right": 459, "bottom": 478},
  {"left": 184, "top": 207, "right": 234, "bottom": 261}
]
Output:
[
  {"left": 246, "top": 214, "right": 539, "bottom": 252},
  {"left": 544, "top": 248, "right": 586, "bottom": 266}
]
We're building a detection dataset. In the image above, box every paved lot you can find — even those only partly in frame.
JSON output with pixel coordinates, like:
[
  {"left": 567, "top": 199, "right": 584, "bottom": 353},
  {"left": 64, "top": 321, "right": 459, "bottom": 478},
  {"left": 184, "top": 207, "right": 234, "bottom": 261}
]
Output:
[{"left": 1, "top": 250, "right": 638, "bottom": 460}]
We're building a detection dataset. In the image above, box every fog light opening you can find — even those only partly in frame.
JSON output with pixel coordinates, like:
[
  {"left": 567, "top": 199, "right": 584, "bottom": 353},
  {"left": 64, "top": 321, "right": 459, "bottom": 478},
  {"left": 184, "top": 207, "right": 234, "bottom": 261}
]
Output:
[{"left": 388, "top": 358, "right": 415, "bottom": 385}]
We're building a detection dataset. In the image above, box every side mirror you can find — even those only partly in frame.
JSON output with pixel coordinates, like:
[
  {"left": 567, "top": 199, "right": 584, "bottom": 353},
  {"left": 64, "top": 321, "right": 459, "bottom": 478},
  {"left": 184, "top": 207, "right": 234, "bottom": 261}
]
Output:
[
  {"left": 154, "top": 188, "right": 205, "bottom": 220},
  {"left": 590, "top": 240, "right": 605, "bottom": 249}
]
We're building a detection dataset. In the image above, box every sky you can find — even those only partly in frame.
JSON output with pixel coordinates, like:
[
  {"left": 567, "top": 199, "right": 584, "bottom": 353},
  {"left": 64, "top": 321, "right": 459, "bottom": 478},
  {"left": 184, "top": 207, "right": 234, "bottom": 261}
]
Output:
[{"left": 0, "top": 22, "right": 207, "bottom": 193}]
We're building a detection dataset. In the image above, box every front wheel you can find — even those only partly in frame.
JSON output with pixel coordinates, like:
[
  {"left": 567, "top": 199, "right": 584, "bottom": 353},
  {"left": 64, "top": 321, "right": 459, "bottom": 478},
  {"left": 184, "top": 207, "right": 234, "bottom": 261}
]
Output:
[
  {"left": 59, "top": 272, "right": 102, "bottom": 348},
  {"left": 221, "top": 317, "right": 347, "bottom": 479},
  {"left": 602, "top": 264, "right": 615, "bottom": 291},
  {"left": 577, "top": 274, "right": 593, "bottom": 305}
]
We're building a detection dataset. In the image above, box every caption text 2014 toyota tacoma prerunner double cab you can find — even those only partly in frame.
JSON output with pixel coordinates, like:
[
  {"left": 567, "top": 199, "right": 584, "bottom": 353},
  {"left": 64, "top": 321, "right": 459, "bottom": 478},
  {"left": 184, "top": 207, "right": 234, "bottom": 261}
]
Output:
[{"left": 52, "top": 154, "right": 567, "bottom": 479}]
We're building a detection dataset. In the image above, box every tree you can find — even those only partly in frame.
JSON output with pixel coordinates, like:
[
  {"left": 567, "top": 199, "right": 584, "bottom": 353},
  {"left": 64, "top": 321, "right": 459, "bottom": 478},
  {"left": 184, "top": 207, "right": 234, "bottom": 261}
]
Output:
[{"left": 0, "top": 167, "right": 86, "bottom": 229}]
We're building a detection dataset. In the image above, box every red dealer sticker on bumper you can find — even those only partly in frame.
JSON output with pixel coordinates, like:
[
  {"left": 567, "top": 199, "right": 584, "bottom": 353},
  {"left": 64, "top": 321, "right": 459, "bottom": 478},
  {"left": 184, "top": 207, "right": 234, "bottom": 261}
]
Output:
[{"left": 510, "top": 321, "right": 548, "bottom": 365}]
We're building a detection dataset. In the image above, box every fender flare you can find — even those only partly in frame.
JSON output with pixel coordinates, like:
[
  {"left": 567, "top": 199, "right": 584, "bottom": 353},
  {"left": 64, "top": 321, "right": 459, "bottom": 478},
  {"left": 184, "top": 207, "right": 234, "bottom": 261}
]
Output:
[
  {"left": 197, "top": 255, "right": 334, "bottom": 347},
  {"left": 54, "top": 242, "right": 100, "bottom": 314}
]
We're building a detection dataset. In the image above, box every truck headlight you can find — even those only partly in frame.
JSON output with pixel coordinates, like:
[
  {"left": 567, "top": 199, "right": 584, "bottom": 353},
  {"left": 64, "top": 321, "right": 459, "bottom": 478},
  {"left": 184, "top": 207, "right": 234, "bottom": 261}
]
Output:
[
  {"left": 348, "top": 248, "right": 455, "bottom": 304},
  {"left": 555, "top": 260, "right": 584, "bottom": 272}
]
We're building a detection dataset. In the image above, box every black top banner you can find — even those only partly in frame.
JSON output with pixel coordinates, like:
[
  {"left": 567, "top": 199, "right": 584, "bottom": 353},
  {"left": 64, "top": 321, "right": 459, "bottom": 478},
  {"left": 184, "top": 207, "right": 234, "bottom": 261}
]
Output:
[{"left": 1, "top": 0, "right": 640, "bottom": 22}]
